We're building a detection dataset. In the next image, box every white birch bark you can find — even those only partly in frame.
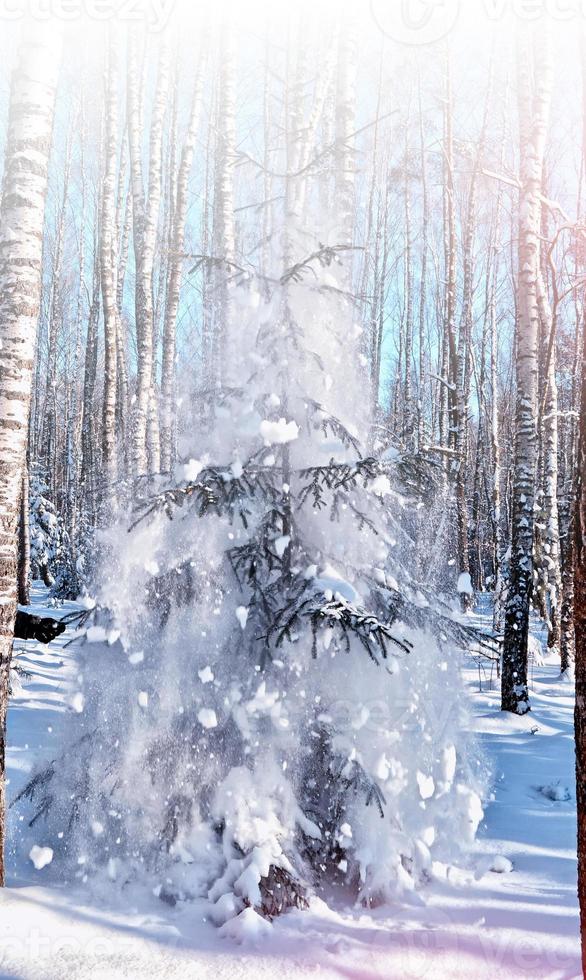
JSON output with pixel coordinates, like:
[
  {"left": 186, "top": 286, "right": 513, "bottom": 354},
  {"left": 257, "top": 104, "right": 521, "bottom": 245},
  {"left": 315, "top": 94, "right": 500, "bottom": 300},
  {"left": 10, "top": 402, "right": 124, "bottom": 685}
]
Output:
[
  {"left": 536, "top": 266, "right": 562, "bottom": 654},
  {"left": 100, "top": 29, "right": 120, "bottom": 508},
  {"left": 64, "top": 112, "right": 87, "bottom": 571},
  {"left": 80, "top": 216, "right": 101, "bottom": 526},
  {"left": 17, "top": 463, "right": 30, "bottom": 607},
  {"left": 160, "top": 47, "right": 205, "bottom": 472},
  {"left": 41, "top": 137, "right": 71, "bottom": 501},
  {"left": 128, "top": 30, "right": 170, "bottom": 478},
  {"left": 454, "top": 61, "right": 492, "bottom": 609},
  {"left": 502, "top": 28, "right": 553, "bottom": 713},
  {"left": 490, "top": 200, "right": 505, "bottom": 631},
  {"left": 440, "top": 49, "right": 457, "bottom": 485},
  {"left": 417, "top": 64, "right": 429, "bottom": 452},
  {"left": 113, "top": 136, "right": 130, "bottom": 463},
  {"left": 294, "top": 30, "right": 338, "bottom": 221},
  {"left": 334, "top": 16, "right": 356, "bottom": 283},
  {"left": 212, "top": 23, "right": 236, "bottom": 390},
  {"left": 489, "top": 85, "right": 509, "bottom": 632},
  {"left": 0, "top": 22, "right": 60, "bottom": 885}
]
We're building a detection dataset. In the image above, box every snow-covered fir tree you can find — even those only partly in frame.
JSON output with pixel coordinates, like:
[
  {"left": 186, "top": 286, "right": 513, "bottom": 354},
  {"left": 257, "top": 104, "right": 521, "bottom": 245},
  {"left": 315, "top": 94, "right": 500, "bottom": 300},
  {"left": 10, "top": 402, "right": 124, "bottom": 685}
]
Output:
[
  {"left": 28, "top": 467, "right": 61, "bottom": 589},
  {"left": 17, "top": 232, "right": 490, "bottom": 929}
]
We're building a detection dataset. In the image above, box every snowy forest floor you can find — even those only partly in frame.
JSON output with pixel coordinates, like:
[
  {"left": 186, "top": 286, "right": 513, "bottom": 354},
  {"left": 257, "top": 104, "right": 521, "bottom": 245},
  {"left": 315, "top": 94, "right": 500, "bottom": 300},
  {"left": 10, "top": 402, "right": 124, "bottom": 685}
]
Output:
[{"left": 0, "top": 586, "right": 580, "bottom": 980}]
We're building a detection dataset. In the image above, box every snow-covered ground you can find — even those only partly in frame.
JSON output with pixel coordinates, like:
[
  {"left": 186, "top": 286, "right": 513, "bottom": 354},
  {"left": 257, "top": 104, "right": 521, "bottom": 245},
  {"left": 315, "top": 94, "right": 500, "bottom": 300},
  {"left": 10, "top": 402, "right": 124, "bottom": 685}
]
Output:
[{"left": 0, "top": 586, "right": 580, "bottom": 979}]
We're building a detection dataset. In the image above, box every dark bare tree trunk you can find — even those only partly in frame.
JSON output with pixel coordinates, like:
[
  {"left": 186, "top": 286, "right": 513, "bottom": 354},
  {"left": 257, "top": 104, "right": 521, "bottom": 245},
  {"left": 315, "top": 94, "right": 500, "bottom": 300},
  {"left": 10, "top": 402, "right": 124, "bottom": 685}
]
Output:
[{"left": 574, "top": 262, "right": 586, "bottom": 980}]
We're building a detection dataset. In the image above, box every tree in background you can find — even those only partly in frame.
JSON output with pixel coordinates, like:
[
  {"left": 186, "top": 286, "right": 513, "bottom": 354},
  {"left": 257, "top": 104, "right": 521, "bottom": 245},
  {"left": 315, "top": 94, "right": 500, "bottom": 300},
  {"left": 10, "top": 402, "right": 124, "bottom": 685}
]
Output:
[{"left": 501, "top": 28, "right": 553, "bottom": 714}]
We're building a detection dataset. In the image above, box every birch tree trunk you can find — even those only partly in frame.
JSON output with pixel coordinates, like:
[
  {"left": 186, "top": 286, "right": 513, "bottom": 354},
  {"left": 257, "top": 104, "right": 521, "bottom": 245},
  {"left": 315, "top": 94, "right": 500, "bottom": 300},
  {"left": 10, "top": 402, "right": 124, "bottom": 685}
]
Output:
[
  {"left": 501, "top": 28, "right": 552, "bottom": 714},
  {"left": 100, "top": 29, "right": 120, "bottom": 510},
  {"left": 417, "top": 63, "right": 429, "bottom": 452},
  {"left": 64, "top": 114, "right": 87, "bottom": 568},
  {"left": 536, "top": 265, "right": 562, "bottom": 654},
  {"left": 294, "top": 28, "right": 338, "bottom": 222},
  {"left": 113, "top": 143, "right": 130, "bottom": 468},
  {"left": 490, "top": 93, "right": 508, "bottom": 632},
  {"left": 40, "top": 135, "right": 71, "bottom": 503},
  {"left": 160, "top": 47, "right": 205, "bottom": 472},
  {"left": 454, "top": 60, "right": 492, "bottom": 609},
  {"left": 359, "top": 49, "right": 383, "bottom": 427},
  {"left": 0, "top": 23, "right": 60, "bottom": 886},
  {"left": 334, "top": 16, "right": 356, "bottom": 286},
  {"left": 17, "top": 463, "right": 30, "bottom": 606},
  {"left": 440, "top": 48, "right": 458, "bottom": 484},
  {"left": 128, "top": 31, "right": 170, "bottom": 478},
  {"left": 211, "top": 23, "right": 236, "bottom": 390},
  {"left": 560, "top": 306, "right": 581, "bottom": 672},
  {"left": 80, "top": 224, "right": 101, "bottom": 527}
]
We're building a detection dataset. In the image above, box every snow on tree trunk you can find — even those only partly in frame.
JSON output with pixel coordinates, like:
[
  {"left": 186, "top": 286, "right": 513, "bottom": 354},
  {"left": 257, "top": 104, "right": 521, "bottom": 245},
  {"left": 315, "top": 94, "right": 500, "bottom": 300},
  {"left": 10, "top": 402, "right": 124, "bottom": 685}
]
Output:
[
  {"left": 501, "top": 29, "right": 552, "bottom": 715},
  {"left": 0, "top": 22, "right": 60, "bottom": 886}
]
